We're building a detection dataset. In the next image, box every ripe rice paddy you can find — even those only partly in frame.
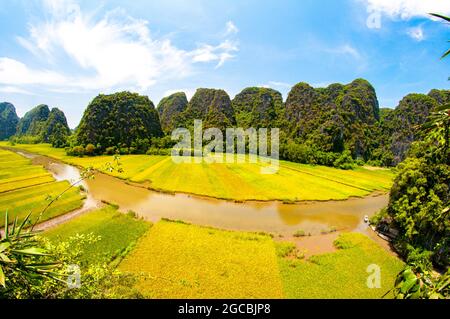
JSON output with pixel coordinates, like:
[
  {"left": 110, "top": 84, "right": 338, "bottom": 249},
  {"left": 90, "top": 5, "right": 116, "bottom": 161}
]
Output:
[
  {"left": 115, "top": 220, "right": 402, "bottom": 299},
  {"left": 0, "top": 148, "right": 84, "bottom": 227},
  {"left": 37, "top": 203, "right": 403, "bottom": 298},
  {"left": 118, "top": 220, "right": 285, "bottom": 299},
  {"left": 0, "top": 143, "right": 394, "bottom": 202}
]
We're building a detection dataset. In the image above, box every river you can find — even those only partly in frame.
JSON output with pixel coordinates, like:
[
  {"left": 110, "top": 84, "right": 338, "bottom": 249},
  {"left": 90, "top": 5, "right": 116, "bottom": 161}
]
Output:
[{"left": 13, "top": 149, "right": 389, "bottom": 238}]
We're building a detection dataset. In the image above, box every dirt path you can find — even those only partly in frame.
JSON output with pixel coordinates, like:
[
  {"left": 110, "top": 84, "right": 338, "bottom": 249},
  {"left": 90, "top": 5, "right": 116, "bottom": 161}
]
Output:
[
  {"left": 0, "top": 201, "right": 102, "bottom": 238},
  {"left": 33, "top": 203, "right": 102, "bottom": 232}
]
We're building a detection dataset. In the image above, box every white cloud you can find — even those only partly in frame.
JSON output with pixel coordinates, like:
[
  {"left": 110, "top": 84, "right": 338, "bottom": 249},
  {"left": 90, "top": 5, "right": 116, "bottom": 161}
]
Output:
[
  {"left": 0, "top": 57, "right": 68, "bottom": 85},
  {"left": 225, "top": 21, "right": 239, "bottom": 35},
  {"left": 190, "top": 40, "right": 239, "bottom": 68},
  {"left": 327, "top": 44, "right": 362, "bottom": 59},
  {"left": 363, "top": 0, "right": 450, "bottom": 20},
  {"left": 407, "top": 26, "right": 425, "bottom": 41},
  {"left": 311, "top": 82, "right": 332, "bottom": 88},
  {"left": 0, "top": 85, "right": 35, "bottom": 95},
  {"left": 0, "top": 0, "right": 239, "bottom": 93},
  {"left": 262, "top": 81, "right": 292, "bottom": 89}
]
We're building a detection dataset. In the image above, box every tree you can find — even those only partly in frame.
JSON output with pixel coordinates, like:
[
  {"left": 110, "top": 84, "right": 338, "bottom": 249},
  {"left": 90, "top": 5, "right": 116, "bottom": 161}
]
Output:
[
  {"left": 379, "top": 13, "right": 450, "bottom": 299},
  {"left": 49, "top": 123, "right": 69, "bottom": 148}
]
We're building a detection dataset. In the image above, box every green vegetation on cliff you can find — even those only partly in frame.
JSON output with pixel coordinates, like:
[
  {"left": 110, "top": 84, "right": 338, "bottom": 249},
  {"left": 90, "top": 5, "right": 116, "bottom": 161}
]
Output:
[
  {"left": 16, "top": 104, "right": 50, "bottom": 136},
  {"left": 6, "top": 83, "right": 448, "bottom": 169},
  {"left": 284, "top": 79, "right": 379, "bottom": 159},
  {"left": 75, "top": 91, "right": 163, "bottom": 151},
  {"left": 0, "top": 102, "right": 19, "bottom": 140},
  {"left": 232, "top": 87, "right": 285, "bottom": 129},
  {"left": 181, "top": 88, "right": 236, "bottom": 130},
  {"left": 13, "top": 104, "right": 70, "bottom": 146},
  {"left": 376, "top": 91, "right": 448, "bottom": 165},
  {"left": 157, "top": 92, "right": 188, "bottom": 134}
]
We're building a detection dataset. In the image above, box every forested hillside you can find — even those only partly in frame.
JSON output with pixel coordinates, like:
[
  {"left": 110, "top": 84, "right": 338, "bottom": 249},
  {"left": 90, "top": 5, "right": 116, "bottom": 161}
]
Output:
[
  {"left": 16, "top": 104, "right": 51, "bottom": 136},
  {"left": 12, "top": 104, "right": 71, "bottom": 146},
  {"left": 157, "top": 92, "right": 188, "bottom": 134},
  {"left": 181, "top": 88, "right": 236, "bottom": 131},
  {"left": 3, "top": 84, "right": 448, "bottom": 168},
  {"left": 232, "top": 87, "right": 285, "bottom": 129},
  {"left": 75, "top": 92, "right": 163, "bottom": 153},
  {"left": 375, "top": 90, "right": 450, "bottom": 165},
  {"left": 283, "top": 79, "right": 380, "bottom": 163},
  {"left": 0, "top": 102, "right": 19, "bottom": 140}
]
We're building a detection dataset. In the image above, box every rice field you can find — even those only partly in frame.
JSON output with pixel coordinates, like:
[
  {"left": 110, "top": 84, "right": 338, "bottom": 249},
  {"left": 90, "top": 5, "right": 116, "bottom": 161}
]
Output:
[
  {"left": 38, "top": 205, "right": 403, "bottom": 299},
  {"left": 44, "top": 206, "right": 150, "bottom": 264},
  {"left": 276, "top": 233, "right": 404, "bottom": 299},
  {"left": 0, "top": 148, "right": 84, "bottom": 227},
  {"left": 0, "top": 143, "right": 403, "bottom": 299},
  {"left": 119, "top": 220, "right": 285, "bottom": 299},
  {"left": 0, "top": 143, "right": 394, "bottom": 201},
  {"left": 116, "top": 220, "right": 402, "bottom": 299}
]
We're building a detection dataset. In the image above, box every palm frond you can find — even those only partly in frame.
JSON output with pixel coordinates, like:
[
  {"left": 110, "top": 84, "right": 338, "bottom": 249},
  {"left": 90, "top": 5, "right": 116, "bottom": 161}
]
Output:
[{"left": 430, "top": 13, "right": 450, "bottom": 23}]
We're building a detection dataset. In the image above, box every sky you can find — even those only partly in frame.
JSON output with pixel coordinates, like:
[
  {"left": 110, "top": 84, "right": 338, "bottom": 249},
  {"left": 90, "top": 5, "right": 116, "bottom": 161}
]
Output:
[{"left": 0, "top": 0, "right": 449, "bottom": 128}]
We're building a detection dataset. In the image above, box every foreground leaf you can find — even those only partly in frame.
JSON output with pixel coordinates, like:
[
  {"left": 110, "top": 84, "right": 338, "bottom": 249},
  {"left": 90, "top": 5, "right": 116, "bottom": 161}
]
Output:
[{"left": 0, "top": 264, "right": 5, "bottom": 287}]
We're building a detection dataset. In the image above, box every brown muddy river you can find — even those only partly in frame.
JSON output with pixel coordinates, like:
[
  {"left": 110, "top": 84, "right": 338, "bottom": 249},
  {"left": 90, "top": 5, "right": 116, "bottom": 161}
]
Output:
[{"left": 16, "top": 150, "right": 389, "bottom": 237}]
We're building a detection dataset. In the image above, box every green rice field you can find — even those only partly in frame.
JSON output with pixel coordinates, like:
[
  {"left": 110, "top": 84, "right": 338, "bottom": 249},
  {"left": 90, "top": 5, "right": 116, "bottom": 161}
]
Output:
[
  {"left": 276, "top": 233, "right": 404, "bottom": 298},
  {"left": 0, "top": 148, "right": 84, "bottom": 227},
  {"left": 44, "top": 206, "right": 150, "bottom": 264},
  {"left": 0, "top": 143, "right": 394, "bottom": 201}
]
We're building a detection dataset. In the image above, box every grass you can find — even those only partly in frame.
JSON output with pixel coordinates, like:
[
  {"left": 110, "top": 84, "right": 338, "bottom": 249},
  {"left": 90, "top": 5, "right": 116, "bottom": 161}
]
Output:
[
  {"left": 276, "top": 233, "right": 404, "bottom": 299},
  {"left": 43, "top": 206, "right": 150, "bottom": 264},
  {"left": 35, "top": 199, "right": 403, "bottom": 299},
  {"left": 118, "top": 221, "right": 402, "bottom": 299},
  {"left": 118, "top": 220, "right": 285, "bottom": 299},
  {"left": 0, "top": 149, "right": 84, "bottom": 227},
  {"left": 1, "top": 143, "right": 394, "bottom": 202}
]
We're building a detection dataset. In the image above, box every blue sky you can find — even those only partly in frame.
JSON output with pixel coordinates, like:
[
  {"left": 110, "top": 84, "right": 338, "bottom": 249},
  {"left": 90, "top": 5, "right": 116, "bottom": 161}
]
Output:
[{"left": 0, "top": 0, "right": 449, "bottom": 128}]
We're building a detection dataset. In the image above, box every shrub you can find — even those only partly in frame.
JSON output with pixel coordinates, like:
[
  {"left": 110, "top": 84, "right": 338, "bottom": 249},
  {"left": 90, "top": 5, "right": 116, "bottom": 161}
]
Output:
[
  {"left": 85, "top": 144, "right": 96, "bottom": 156},
  {"left": 333, "top": 150, "right": 355, "bottom": 170},
  {"left": 126, "top": 210, "right": 137, "bottom": 219},
  {"left": 105, "top": 146, "right": 117, "bottom": 155},
  {"left": 293, "top": 230, "right": 306, "bottom": 237},
  {"left": 369, "top": 208, "right": 388, "bottom": 226},
  {"left": 151, "top": 136, "right": 175, "bottom": 149},
  {"left": 119, "top": 147, "right": 129, "bottom": 155},
  {"left": 9, "top": 135, "right": 41, "bottom": 145},
  {"left": 66, "top": 145, "right": 85, "bottom": 157},
  {"left": 146, "top": 148, "right": 171, "bottom": 156}
]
